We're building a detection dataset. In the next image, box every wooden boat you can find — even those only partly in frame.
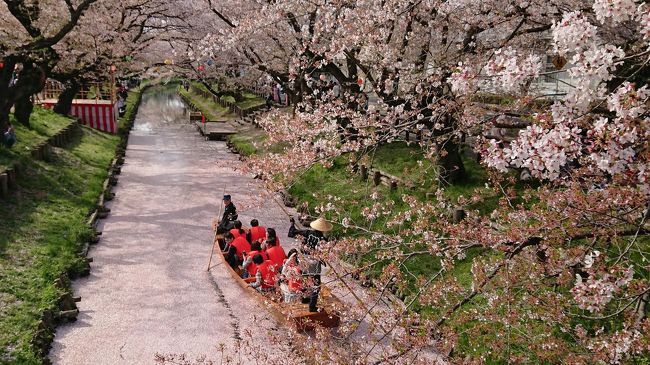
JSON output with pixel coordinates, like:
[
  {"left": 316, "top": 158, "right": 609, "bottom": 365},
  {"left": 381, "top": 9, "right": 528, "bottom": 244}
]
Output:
[{"left": 212, "top": 230, "right": 341, "bottom": 331}]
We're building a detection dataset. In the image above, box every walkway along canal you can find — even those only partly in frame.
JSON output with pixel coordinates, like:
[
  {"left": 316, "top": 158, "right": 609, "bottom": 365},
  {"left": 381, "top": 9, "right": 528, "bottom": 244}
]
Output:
[{"left": 50, "top": 87, "right": 292, "bottom": 364}]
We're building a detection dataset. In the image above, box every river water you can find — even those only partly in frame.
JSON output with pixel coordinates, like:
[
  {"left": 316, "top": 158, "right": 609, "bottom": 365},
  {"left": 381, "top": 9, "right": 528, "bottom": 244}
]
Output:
[{"left": 49, "top": 86, "right": 292, "bottom": 364}]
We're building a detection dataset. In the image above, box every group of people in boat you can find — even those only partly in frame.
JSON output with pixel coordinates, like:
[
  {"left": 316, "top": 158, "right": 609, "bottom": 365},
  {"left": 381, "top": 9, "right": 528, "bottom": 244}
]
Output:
[{"left": 216, "top": 194, "right": 333, "bottom": 312}]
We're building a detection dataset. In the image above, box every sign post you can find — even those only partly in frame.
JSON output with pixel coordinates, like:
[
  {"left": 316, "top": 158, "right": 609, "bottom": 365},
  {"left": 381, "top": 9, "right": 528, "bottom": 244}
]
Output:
[{"left": 109, "top": 65, "right": 117, "bottom": 104}]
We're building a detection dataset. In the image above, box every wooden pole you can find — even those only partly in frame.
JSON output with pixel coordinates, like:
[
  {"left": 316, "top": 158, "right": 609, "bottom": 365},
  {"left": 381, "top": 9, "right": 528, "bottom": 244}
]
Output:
[
  {"left": 207, "top": 185, "right": 227, "bottom": 271},
  {"left": 206, "top": 229, "right": 219, "bottom": 271}
]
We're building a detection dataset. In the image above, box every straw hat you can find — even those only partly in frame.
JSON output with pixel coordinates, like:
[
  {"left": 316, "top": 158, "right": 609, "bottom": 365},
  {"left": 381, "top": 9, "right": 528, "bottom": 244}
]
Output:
[{"left": 309, "top": 217, "right": 333, "bottom": 232}]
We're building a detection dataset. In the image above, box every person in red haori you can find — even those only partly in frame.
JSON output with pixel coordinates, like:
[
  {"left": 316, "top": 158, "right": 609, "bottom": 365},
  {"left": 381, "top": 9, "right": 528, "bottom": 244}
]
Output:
[
  {"left": 247, "top": 219, "right": 266, "bottom": 244},
  {"left": 229, "top": 220, "right": 246, "bottom": 240},
  {"left": 242, "top": 241, "right": 267, "bottom": 279},
  {"left": 248, "top": 254, "right": 277, "bottom": 292},
  {"left": 230, "top": 233, "right": 251, "bottom": 264},
  {"left": 264, "top": 227, "right": 281, "bottom": 248},
  {"left": 265, "top": 235, "right": 286, "bottom": 270},
  {"left": 221, "top": 232, "right": 238, "bottom": 269},
  {"left": 280, "top": 249, "right": 302, "bottom": 303}
]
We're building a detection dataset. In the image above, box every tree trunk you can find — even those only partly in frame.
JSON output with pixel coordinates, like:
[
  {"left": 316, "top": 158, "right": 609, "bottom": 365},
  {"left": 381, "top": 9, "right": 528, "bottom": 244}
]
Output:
[
  {"left": 14, "top": 96, "right": 33, "bottom": 127},
  {"left": 437, "top": 135, "right": 466, "bottom": 185},
  {"left": 636, "top": 292, "right": 649, "bottom": 327},
  {"left": 11, "top": 62, "right": 47, "bottom": 128},
  {"left": 54, "top": 80, "right": 81, "bottom": 115},
  {"left": 0, "top": 57, "right": 18, "bottom": 132}
]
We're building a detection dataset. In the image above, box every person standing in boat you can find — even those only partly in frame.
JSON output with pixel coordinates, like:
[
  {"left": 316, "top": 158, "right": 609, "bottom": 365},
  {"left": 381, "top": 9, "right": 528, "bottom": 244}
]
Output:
[
  {"left": 288, "top": 216, "right": 331, "bottom": 250},
  {"left": 288, "top": 216, "right": 333, "bottom": 312},
  {"left": 217, "top": 194, "right": 238, "bottom": 234}
]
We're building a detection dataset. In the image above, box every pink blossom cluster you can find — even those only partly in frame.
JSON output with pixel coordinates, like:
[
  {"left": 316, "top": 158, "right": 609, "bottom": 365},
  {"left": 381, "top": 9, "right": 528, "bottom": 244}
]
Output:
[
  {"left": 449, "top": 64, "right": 476, "bottom": 96},
  {"left": 571, "top": 266, "right": 634, "bottom": 313},
  {"left": 592, "top": 0, "right": 637, "bottom": 24},
  {"left": 552, "top": 12, "right": 598, "bottom": 55},
  {"left": 485, "top": 123, "right": 582, "bottom": 180},
  {"left": 607, "top": 81, "right": 650, "bottom": 119},
  {"left": 485, "top": 48, "right": 542, "bottom": 93}
]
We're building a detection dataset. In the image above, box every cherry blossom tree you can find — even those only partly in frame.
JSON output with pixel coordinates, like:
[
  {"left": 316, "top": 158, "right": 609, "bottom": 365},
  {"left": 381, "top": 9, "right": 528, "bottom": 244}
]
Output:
[
  {"left": 196, "top": 0, "right": 649, "bottom": 362},
  {"left": 0, "top": 0, "right": 98, "bottom": 129},
  {"left": 50, "top": 0, "right": 194, "bottom": 114}
]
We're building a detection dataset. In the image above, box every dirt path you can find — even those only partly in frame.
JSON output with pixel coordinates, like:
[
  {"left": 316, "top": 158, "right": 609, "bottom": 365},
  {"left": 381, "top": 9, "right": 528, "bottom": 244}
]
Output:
[{"left": 49, "top": 89, "right": 288, "bottom": 364}]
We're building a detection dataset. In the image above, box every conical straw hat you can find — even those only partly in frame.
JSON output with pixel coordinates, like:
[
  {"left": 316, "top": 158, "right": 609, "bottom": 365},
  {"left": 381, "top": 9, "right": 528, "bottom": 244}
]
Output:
[{"left": 310, "top": 217, "right": 333, "bottom": 232}]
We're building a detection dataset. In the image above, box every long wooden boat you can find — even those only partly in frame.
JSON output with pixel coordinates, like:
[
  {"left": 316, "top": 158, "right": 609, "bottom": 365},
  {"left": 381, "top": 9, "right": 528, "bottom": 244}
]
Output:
[{"left": 212, "top": 231, "right": 341, "bottom": 331}]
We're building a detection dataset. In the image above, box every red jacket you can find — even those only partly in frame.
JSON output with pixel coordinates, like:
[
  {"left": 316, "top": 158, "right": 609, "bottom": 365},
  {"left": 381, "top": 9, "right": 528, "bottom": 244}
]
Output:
[
  {"left": 231, "top": 236, "right": 251, "bottom": 261},
  {"left": 230, "top": 228, "right": 245, "bottom": 239},
  {"left": 245, "top": 250, "right": 267, "bottom": 277},
  {"left": 284, "top": 262, "right": 302, "bottom": 292},
  {"left": 249, "top": 226, "right": 267, "bottom": 243},
  {"left": 266, "top": 245, "right": 287, "bottom": 269}
]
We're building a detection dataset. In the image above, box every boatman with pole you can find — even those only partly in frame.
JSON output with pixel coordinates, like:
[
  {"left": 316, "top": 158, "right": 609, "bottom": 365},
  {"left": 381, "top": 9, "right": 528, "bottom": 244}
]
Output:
[
  {"left": 289, "top": 216, "right": 333, "bottom": 312},
  {"left": 216, "top": 194, "right": 238, "bottom": 234}
]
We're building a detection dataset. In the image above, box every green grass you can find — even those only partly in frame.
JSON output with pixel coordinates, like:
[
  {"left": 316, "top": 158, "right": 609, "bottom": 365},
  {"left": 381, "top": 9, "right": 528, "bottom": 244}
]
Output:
[
  {"left": 178, "top": 86, "right": 234, "bottom": 122},
  {"left": 284, "top": 144, "right": 499, "bottom": 297},
  {"left": 118, "top": 85, "right": 147, "bottom": 131},
  {"left": 190, "top": 80, "right": 212, "bottom": 95},
  {"left": 193, "top": 80, "right": 264, "bottom": 110},
  {"left": 0, "top": 114, "right": 120, "bottom": 364},
  {"left": 0, "top": 108, "right": 73, "bottom": 170},
  {"left": 235, "top": 93, "right": 265, "bottom": 110},
  {"left": 220, "top": 95, "right": 235, "bottom": 104},
  {"left": 217, "top": 90, "right": 264, "bottom": 110},
  {"left": 228, "top": 133, "right": 262, "bottom": 156}
]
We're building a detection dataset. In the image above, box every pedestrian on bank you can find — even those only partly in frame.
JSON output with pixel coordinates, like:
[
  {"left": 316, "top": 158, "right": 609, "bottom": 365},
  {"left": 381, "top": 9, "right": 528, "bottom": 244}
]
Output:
[{"left": 3, "top": 123, "right": 16, "bottom": 148}]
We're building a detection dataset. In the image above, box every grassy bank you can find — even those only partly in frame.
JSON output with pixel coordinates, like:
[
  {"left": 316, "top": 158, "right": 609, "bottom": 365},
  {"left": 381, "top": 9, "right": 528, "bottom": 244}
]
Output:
[
  {"left": 178, "top": 83, "right": 268, "bottom": 156},
  {"left": 287, "top": 148, "right": 490, "bottom": 290},
  {"left": 0, "top": 109, "right": 72, "bottom": 171},
  {"left": 0, "top": 108, "right": 122, "bottom": 363},
  {"left": 178, "top": 86, "right": 234, "bottom": 122}
]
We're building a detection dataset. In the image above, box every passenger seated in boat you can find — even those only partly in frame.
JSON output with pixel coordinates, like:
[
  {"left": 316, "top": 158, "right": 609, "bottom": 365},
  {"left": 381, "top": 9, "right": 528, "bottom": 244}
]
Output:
[
  {"left": 242, "top": 241, "right": 268, "bottom": 279},
  {"left": 265, "top": 236, "right": 286, "bottom": 270},
  {"left": 229, "top": 220, "right": 247, "bottom": 240},
  {"left": 222, "top": 232, "right": 238, "bottom": 269},
  {"left": 230, "top": 233, "right": 251, "bottom": 264},
  {"left": 263, "top": 227, "right": 281, "bottom": 249},
  {"left": 288, "top": 217, "right": 333, "bottom": 312},
  {"left": 280, "top": 250, "right": 302, "bottom": 303},
  {"left": 222, "top": 232, "right": 250, "bottom": 269},
  {"left": 247, "top": 219, "right": 266, "bottom": 244},
  {"left": 249, "top": 254, "right": 277, "bottom": 292}
]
